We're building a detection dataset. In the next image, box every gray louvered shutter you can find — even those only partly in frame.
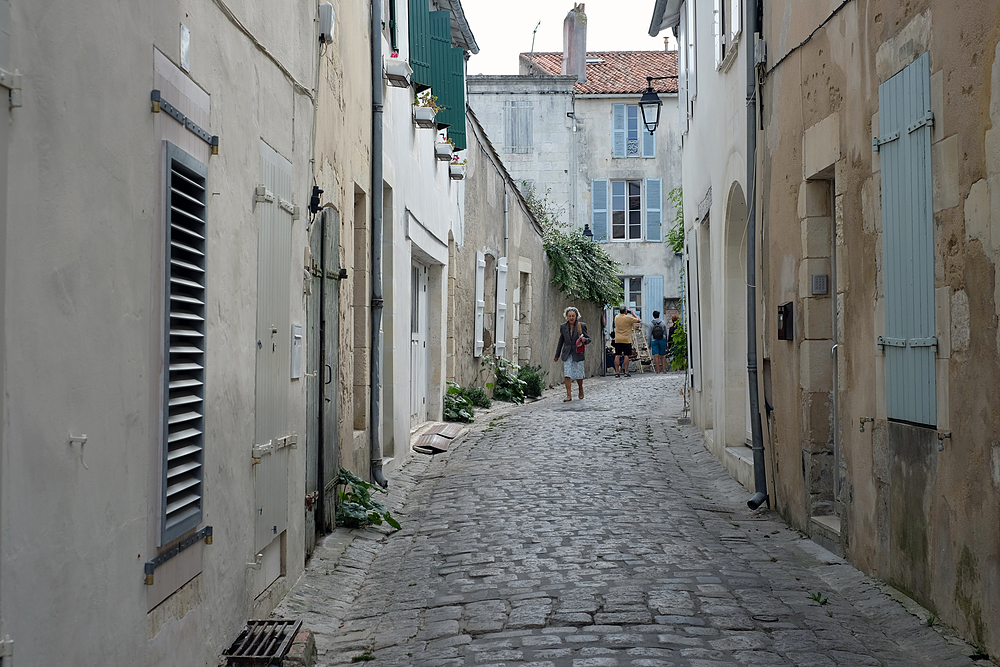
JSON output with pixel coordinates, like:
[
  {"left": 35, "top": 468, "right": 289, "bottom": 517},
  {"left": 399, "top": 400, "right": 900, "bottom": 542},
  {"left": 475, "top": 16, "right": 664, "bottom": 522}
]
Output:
[
  {"left": 879, "top": 52, "right": 936, "bottom": 426},
  {"left": 474, "top": 251, "right": 486, "bottom": 357},
  {"left": 612, "top": 104, "right": 626, "bottom": 158},
  {"left": 161, "top": 142, "right": 208, "bottom": 545},
  {"left": 645, "top": 178, "right": 662, "bottom": 241},
  {"left": 591, "top": 179, "right": 609, "bottom": 242}
]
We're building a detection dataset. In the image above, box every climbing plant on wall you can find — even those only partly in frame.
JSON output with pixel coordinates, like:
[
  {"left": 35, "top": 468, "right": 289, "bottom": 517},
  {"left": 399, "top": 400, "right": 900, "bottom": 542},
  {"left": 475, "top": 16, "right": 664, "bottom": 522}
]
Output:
[{"left": 523, "top": 181, "right": 622, "bottom": 306}]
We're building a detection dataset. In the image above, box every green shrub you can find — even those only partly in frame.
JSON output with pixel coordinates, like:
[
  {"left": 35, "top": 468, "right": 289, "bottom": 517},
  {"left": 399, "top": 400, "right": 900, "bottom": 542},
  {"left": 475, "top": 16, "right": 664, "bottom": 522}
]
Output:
[
  {"left": 463, "top": 385, "right": 491, "bottom": 408},
  {"left": 484, "top": 356, "right": 526, "bottom": 404},
  {"left": 334, "top": 468, "right": 400, "bottom": 530},
  {"left": 670, "top": 320, "right": 688, "bottom": 371},
  {"left": 517, "top": 364, "right": 546, "bottom": 398},
  {"left": 443, "top": 382, "right": 475, "bottom": 422}
]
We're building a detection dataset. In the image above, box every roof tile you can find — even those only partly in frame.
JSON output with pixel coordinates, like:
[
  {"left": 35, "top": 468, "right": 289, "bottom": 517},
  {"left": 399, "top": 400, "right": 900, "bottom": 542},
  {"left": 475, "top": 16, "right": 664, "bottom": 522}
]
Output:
[{"left": 521, "top": 51, "right": 678, "bottom": 95}]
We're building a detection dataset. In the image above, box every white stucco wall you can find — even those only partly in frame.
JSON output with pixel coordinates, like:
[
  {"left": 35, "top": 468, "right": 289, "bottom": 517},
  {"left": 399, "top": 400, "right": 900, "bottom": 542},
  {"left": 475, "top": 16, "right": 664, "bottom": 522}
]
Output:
[
  {"left": 379, "top": 29, "right": 463, "bottom": 468},
  {"left": 2, "top": 1, "right": 315, "bottom": 664},
  {"left": 676, "top": 0, "right": 750, "bottom": 457}
]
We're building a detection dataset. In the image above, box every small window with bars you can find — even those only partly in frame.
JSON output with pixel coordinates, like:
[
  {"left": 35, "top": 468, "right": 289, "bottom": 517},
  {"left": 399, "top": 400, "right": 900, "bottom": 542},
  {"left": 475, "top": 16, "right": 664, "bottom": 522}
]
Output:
[{"left": 160, "top": 141, "right": 208, "bottom": 546}]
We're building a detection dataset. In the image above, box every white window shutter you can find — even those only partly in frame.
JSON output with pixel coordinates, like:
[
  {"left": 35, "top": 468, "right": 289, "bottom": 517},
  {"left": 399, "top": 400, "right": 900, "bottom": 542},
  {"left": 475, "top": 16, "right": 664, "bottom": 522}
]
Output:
[
  {"left": 730, "top": 0, "right": 741, "bottom": 42},
  {"left": 678, "top": 10, "right": 689, "bottom": 134},
  {"left": 612, "top": 103, "right": 626, "bottom": 158},
  {"left": 686, "top": 0, "right": 697, "bottom": 99},
  {"left": 591, "top": 179, "right": 609, "bottom": 242},
  {"left": 474, "top": 251, "right": 486, "bottom": 357},
  {"left": 687, "top": 233, "right": 703, "bottom": 392},
  {"left": 714, "top": 0, "right": 724, "bottom": 67},
  {"left": 645, "top": 178, "right": 662, "bottom": 242},
  {"left": 494, "top": 258, "right": 508, "bottom": 358}
]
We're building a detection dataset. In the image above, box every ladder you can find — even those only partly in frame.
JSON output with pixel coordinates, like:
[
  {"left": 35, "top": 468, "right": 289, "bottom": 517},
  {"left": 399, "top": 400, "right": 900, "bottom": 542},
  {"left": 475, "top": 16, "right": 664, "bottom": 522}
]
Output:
[{"left": 630, "top": 322, "right": 653, "bottom": 373}]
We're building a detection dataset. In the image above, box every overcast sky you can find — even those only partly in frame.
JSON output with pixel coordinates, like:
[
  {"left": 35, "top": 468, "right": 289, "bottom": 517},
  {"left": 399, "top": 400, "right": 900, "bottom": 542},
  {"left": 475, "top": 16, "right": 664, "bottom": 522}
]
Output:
[{"left": 462, "top": 1, "right": 676, "bottom": 76}]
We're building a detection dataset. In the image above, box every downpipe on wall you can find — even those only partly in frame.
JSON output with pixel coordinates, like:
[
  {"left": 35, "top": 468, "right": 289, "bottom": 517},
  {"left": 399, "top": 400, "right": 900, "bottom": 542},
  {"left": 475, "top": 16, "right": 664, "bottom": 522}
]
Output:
[
  {"left": 370, "top": 0, "right": 388, "bottom": 488},
  {"left": 746, "top": 0, "right": 767, "bottom": 511}
]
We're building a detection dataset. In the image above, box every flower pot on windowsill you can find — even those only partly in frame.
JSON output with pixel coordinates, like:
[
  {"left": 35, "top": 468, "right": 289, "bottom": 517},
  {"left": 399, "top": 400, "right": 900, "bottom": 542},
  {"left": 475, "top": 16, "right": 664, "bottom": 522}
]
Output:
[
  {"left": 383, "top": 57, "right": 412, "bottom": 88},
  {"left": 449, "top": 164, "right": 465, "bottom": 180},
  {"left": 413, "top": 106, "right": 436, "bottom": 128},
  {"left": 435, "top": 142, "right": 453, "bottom": 161}
]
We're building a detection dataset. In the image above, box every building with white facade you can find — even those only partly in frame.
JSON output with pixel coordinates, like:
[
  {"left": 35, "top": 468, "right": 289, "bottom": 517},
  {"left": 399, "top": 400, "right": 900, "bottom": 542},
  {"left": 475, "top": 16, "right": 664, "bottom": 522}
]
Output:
[
  {"left": 650, "top": 0, "right": 756, "bottom": 485},
  {"left": 469, "top": 6, "right": 682, "bottom": 353}
]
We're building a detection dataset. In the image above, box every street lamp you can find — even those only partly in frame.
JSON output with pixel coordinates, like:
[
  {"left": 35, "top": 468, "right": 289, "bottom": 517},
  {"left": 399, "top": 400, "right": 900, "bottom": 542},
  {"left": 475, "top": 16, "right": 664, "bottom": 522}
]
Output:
[
  {"left": 639, "top": 75, "right": 678, "bottom": 134},
  {"left": 582, "top": 223, "right": 593, "bottom": 240}
]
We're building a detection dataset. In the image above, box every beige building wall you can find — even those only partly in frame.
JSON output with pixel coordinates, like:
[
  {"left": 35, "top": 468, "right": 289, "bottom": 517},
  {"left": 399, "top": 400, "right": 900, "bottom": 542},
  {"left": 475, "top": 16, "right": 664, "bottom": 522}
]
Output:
[
  {"left": 761, "top": 0, "right": 1000, "bottom": 655},
  {"left": 1, "top": 0, "right": 318, "bottom": 664}
]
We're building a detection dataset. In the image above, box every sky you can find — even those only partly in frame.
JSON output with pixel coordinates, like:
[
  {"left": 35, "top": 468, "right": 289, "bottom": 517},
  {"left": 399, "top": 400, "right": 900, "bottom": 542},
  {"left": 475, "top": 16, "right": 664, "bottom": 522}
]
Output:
[{"left": 461, "top": 0, "right": 676, "bottom": 76}]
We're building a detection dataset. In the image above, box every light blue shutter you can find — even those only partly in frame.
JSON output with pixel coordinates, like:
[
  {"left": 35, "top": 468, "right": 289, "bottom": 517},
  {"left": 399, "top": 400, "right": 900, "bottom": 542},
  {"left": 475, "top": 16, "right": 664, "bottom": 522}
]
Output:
[
  {"left": 879, "top": 52, "right": 936, "bottom": 426},
  {"left": 612, "top": 104, "right": 626, "bottom": 157},
  {"left": 645, "top": 275, "right": 664, "bottom": 318},
  {"left": 591, "top": 179, "right": 608, "bottom": 242},
  {"left": 642, "top": 124, "right": 656, "bottom": 157},
  {"left": 645, "top": 178, "right": 662, "bottom": 241}
]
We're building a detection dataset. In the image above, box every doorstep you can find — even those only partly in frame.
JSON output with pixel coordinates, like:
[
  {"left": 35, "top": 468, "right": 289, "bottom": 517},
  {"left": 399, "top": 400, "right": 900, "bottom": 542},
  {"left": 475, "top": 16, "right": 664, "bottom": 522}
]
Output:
[{"left": 810, "top": 514, "right": 843, "bottom": 557}]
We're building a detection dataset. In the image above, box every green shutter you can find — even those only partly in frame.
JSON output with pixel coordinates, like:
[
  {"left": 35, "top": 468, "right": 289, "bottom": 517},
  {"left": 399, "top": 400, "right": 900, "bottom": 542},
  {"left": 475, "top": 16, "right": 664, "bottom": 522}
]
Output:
[
  {"left": 428, "top": 11, "right": 466, "bottom": 150},
  {"left": 409, "top": 0, "right": 431, "bottom": 89},
  {"left": 443, "top": 46, "right": 466, "bottom": 150}
]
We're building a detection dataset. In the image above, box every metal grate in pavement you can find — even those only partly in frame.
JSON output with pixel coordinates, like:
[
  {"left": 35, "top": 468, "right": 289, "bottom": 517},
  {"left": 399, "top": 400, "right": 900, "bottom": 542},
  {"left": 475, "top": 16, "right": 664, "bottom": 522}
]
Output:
[{"left": 225, "top": 619, "right": 301, "bottom": 665}]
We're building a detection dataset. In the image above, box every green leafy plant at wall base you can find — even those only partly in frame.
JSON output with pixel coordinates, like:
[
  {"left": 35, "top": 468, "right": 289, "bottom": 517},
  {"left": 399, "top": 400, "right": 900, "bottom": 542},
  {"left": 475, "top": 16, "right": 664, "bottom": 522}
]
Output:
[{"left": 334, "top": 468, "right": 401, "bottom": 530}]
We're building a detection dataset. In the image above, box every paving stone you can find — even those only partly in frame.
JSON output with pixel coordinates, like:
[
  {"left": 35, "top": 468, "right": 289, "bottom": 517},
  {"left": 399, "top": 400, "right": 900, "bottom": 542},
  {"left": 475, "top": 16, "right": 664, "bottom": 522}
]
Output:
[{"left": 273, "top": 374, "right": 979, "bottom": 667}]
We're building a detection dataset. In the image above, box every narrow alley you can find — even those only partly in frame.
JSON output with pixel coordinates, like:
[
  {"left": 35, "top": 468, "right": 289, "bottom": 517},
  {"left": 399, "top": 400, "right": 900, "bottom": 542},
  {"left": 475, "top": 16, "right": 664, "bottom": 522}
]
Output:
[{"left": 275, "top": 373, "right": 978, "bottom": 667}]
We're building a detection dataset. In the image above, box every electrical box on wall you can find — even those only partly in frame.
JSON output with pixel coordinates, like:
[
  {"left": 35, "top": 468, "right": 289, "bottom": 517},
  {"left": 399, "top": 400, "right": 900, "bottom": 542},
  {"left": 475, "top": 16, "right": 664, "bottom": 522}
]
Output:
[
  {"left": 318, "top": 3, "right": 335, "bottom": 44},
  {"left": 290, "top": 324, "right": 303, "bottom": 379},
  {"left": 777, "top": 302, "right": 793, "bottom": 340}
]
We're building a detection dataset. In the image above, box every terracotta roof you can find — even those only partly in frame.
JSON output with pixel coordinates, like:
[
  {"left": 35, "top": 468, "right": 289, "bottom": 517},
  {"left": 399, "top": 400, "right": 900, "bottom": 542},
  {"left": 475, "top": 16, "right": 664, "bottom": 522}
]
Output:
[{"left": 521, "top": 51, "right": 678, "bottom": 95}]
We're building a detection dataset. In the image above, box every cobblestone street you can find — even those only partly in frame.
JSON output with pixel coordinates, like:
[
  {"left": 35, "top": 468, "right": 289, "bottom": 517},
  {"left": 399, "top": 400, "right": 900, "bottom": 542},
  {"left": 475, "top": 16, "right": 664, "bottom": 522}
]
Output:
[{"left": 275, "top": 372, "right": 978, "bottom": 667}]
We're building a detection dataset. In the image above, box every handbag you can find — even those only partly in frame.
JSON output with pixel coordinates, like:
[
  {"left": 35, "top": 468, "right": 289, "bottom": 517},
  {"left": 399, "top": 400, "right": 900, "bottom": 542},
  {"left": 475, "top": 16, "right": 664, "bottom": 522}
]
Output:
[{"left": 574, "top": 323, "right": 586, "bottom": 353}]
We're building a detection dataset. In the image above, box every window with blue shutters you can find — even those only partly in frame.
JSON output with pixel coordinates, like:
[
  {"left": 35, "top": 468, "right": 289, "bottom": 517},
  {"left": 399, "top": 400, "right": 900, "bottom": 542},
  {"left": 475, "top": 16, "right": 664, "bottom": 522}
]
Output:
[
  {"left": 614, "top": 104, "right": 654, "bottom": 157},
  {"left": 877, "top": 52, "right": 936, "bottom": 427},
  {"left": 591, "top": 179, "right": 609, "bottom": 242}
]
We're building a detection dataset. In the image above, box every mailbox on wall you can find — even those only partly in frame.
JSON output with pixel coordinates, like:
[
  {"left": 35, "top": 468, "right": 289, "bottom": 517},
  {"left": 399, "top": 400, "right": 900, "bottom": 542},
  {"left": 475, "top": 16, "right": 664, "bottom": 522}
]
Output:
[{"left": 777, "top": 302, "right": 793, "bottom": 340}]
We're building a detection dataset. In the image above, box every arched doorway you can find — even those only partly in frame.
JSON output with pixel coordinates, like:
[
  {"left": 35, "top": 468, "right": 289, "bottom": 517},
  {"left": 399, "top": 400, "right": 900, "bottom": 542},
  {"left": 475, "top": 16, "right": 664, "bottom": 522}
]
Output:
[{"left": 724, "top": 184, "right": 749, "bottom": 448}]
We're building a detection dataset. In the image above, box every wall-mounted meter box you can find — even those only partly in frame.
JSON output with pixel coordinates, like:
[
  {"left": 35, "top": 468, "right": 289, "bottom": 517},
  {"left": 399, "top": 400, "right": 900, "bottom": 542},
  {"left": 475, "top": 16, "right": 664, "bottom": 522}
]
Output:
[
  {"left": 291, "top": 323, "right": 303, "bottom": 379},
  {"left": 777, "top": 302, "right": 793, "bottom": 340},
  {"left": 319, "top": 3, "right": 335, "bottom": 44}
]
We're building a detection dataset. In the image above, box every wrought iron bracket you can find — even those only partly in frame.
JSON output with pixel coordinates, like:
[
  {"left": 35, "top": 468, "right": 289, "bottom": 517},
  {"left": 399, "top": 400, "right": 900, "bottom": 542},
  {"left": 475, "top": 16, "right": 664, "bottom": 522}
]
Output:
[{"left": 144, "top": 525, "right": 213, "bottom": 584}]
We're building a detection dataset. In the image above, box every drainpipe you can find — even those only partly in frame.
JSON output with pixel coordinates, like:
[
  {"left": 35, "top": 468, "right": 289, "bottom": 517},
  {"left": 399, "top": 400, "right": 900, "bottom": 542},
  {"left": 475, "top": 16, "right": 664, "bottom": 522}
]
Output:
[
  {"left": 370, "top": 0, "right": 388, "bottom": 488},
  {"left": 746, "top": 0, "right": 767, "bottom": 510}
]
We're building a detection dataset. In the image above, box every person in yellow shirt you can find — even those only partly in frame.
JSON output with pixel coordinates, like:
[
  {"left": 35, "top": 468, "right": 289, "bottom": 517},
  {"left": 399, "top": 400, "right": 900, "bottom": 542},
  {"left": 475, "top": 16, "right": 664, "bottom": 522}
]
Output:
[{"left": 612, "top": 306, "right": 640, "bottom": 377}]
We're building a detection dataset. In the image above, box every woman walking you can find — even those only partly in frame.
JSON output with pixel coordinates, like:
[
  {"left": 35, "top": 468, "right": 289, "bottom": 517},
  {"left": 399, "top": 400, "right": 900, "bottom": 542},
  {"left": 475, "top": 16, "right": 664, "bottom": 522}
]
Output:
[{"left": 554, "top": 306, "right": 591, "bottom": 402}]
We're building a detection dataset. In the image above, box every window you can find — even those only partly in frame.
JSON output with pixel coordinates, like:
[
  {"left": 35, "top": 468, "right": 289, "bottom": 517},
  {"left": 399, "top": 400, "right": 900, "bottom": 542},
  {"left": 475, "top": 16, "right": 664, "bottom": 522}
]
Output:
[
  {"left": 613, "top": 104, "right": 655, "bottom": 158},
  {"left": 160, "top": 142, "right": 208, "bottom": 545},
  {"left": 503, "top": 100, "right": 533, "bottom": 154},
  {"left": 612, "top": 180, "right": 642, "bottom": 240},
  {"left": 714, "top": 0, "right": 742, "bottom": 68},
  {"left": 623, "top": 277, "right": 643, "bottom": 313},
  {"left": 593, "top": 179, "right": 662, "bottom": 242}
]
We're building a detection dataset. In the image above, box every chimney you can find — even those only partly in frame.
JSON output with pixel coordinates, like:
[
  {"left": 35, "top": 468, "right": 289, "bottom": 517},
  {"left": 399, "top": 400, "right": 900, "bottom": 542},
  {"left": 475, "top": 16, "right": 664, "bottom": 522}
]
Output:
[{"left": 561, "top": 3, "right": 587, "bottom": 83}]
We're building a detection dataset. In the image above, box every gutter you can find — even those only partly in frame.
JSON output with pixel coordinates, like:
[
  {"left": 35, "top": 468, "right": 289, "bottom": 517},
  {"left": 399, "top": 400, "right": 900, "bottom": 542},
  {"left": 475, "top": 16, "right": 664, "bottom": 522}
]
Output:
[
  {"left": 746, "top": 0, "right": 767, "bottom": 510},
  {"left": 370, "top": 0, "right": 388, "bottom": 488}
]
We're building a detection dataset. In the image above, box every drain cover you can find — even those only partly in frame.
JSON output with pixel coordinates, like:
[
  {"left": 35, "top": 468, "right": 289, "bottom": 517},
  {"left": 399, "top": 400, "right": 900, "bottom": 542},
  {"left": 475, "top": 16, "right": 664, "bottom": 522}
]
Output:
[{"left": 226, "top": 619, "right": 302, "bottom": 665}]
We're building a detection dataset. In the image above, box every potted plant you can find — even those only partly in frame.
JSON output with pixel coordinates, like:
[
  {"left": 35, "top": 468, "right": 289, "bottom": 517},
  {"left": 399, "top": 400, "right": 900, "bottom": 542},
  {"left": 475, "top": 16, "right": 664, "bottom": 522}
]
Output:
[
  {"left": 449, "top": 156, "right": 466, "bottom": 180},
  {"left": 434, "top": 136, "right": 454, "bottom": 161},
  {"left": 413, "top": 90, "right": 441, "bottom": 128},
  {"left": 383, "top": 51, "right": 411, "bottom": 88}
]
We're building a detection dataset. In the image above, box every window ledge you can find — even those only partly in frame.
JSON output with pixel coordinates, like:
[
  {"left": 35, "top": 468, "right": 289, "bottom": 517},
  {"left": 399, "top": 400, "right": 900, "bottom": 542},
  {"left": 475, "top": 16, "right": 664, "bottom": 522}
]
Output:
[{"left": 718, "top": 37, "right": 741, "bottom": 74}]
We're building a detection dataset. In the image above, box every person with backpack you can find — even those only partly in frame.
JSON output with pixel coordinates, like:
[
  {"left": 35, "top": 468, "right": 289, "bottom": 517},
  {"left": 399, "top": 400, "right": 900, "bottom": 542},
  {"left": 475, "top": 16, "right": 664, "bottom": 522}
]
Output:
[{"left": 648, "top": 310, "right": 669, "bottom": 374}]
